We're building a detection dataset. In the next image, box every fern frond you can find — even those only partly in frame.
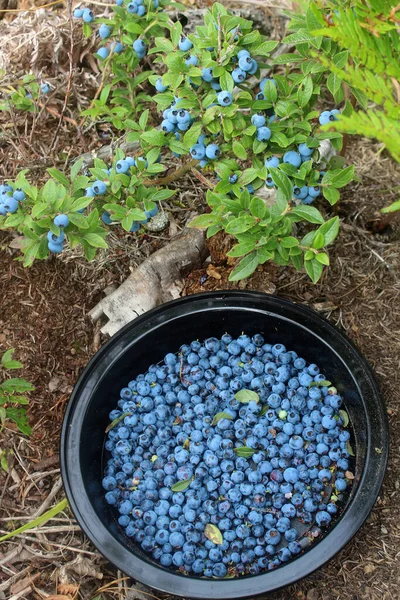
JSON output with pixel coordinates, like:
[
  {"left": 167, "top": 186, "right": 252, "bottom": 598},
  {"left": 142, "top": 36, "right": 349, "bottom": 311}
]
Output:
[{"left": 326, "top": 110, "right": 400, "bottom": 162}]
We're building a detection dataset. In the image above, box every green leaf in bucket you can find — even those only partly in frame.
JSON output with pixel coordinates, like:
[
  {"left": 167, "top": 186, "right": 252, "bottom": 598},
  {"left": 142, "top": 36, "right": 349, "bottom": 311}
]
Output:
[
  {"left": 212, "top": 411, "right": 233, "bottom": 426},
  {"left": 171, "top": 476, "right": 194, "bottom": 492},
  {"left": 234, "top": 446, "right": 255, "bottom": 458},
  {"left": 309, "top": 380, "right": 331, "bottom": 388},
  {"left": 105, "top": 412, "right": 131, "bottom": 433},
  {"left": 204, "top": 524, "right": 223, "bottom": 545},
  {"left": 346, "top": 440, "right": 355, "bottom": 456},
  {"left": 339, "top": 410, "right": 349, "bottom": 427},
  {"left": 234, "top": 389, "right": 259, "bottom": 403}
]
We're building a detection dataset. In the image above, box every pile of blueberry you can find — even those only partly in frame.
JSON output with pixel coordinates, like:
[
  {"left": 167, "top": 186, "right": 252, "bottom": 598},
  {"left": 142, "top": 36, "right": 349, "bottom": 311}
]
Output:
[
  {"left": 103, "top": 333, "right": 352, "bottom": 578},
  {"left": 0, "top": 185, "right": 25, "bottom": 216}
]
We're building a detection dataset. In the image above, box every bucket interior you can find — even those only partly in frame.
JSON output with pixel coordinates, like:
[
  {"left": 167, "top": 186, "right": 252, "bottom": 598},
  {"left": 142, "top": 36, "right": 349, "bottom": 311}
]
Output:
[{"left": 78, "top": 306, "right": 365, "bottom": 573}]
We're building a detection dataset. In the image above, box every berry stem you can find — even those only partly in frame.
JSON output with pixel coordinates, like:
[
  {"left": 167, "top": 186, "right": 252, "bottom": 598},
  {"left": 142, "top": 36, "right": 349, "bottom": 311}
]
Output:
[{"left": 142, "top": 159, "right": 198, "bottom": 186}]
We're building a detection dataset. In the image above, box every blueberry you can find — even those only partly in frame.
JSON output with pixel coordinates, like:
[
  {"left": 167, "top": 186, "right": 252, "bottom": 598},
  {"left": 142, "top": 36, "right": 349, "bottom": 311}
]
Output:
[
  {"left": 232, "top": 68, "right": 246, "bottom": 83},
  {"left": 92, "top": 180, "right": 107, "bottom": 195},
  {"left": 155, "top": 78, "right": 168, "bottom": 93},
  {"left": 283, "top": 151, "right": 302, "bottom": 168},
  {"left": 217, "top": 91, "right": 233, "bottom": 106},
  {"left": 116, "top": 159, "right": 130, "bottom": 173},
  {"left": 190, "top": 144, "right": 206, "bottom": 160},
  {"left": 82, "top": 8, "right": 94, "bottom": 22},
  {"left": 201, "top": 68, "right": 214, "bottom": 82},
  {"left": 73, "top": 7, "right": 84, "bottom": 17},
  {"left": 319, "top": 110, "right": 331, "bottom": 125},
  {"left": 238, "top": 55, "right": 254, "bottom": 72},
  {"left": 99, "top": 24, "right": 111, "bottom": 38},
  {"left": 205, "top": 144, "right": 220, "bottom": 160},
  {"left": 54, "top": 214, "right": 69, "bottom": 228},
  {"left": 298, "top": 142, "right": 314, "bottom": 156},
  {"left": 178, "top": 36, "right": 193, "bottom": 52}
]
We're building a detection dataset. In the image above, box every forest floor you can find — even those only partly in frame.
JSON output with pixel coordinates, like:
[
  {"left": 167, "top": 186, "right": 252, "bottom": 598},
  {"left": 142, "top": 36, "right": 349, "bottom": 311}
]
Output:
[{"left": 0, "top": 1, "right": 400, "bottom": 599}]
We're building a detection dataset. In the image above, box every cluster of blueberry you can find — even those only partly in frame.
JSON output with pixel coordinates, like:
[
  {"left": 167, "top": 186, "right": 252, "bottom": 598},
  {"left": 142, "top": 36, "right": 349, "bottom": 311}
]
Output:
[
  {"left": 0, "top": 185, "right": 25, "bottom": 216},
  {"left": 251, "top": 113, "right": 273, "bottom": 143},
  {"left": 319, "top": 109, "right": 340, "bottom": 125},
  {"left": 47, "top": 214, "right": 69, "bottom": 253},
  {"left": 264, "top": 147, "right": 323, "bottom": 205},
  {"left": 161, "top": 99, "right": 194, "bottom": 134},
  {"left": 103, "top": 333, "right": 352, "bottom": 577},
  {"left": 86, "top": 157, "right": 159, "bottom": 231},
  {"left": 74, "top": 0, "right": 159, "bottom": 61}
]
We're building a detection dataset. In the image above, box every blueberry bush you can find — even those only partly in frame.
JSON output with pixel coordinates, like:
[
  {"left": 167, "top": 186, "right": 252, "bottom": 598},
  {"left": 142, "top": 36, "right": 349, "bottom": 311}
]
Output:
[
  {"left": 0, "top": 349, "right": 34, "bottom": 471},
  {"left": 0, "top": 2, "right": 356, "bottom": 282}
]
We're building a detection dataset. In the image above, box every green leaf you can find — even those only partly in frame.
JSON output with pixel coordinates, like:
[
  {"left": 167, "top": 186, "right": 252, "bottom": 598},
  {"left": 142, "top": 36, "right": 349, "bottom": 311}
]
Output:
[
  {"left": 234, "top": 446, "right": 255, "bottom": 458},
  {"left": 188, "top": 214, "right": 218, "bottom": 229},
  {"left": 322, "top": 186, "right": 340, "bottom": 205},
  {"left": 68, "top": 212, "right": 89, "bottom": 229},
  {"left": 280, "top": 236, "right": 299, "bottom": 248},
  {"left": 297, "top": 76, "right": 313, "bottom": 108},
  {"left": 316, "top": 252, "right": 329, "bottom": 265},
  {"left": 312, "top": 232, "right": 325, "bottom": 249},
  {"left": 249, "top": 197, "right": 266, "bottom": 219},
  {"left": 139, "top": 109, "right": 149, "bottom": 131},
  {"left": 339, "top": 410, "right": 349, "bottom": 427},
  {"left": 0, "top": 449, "right": 9, "bottom": 472},
  {"left": 309, "top": 380, "right": 331, "bottom": 388},
  {"left": 229, "top": 252, "right": 258, "bottom": 281},
  {"left": 232, "top": 140, "right": 247, "bottom": 160},
  {"left": 0, "top": 498, "right": 69, "bottom": 542},
  {"left": 1, "top": 349, "right": 22, "bottom": 370},
  {"left": 346, "top": 440, "right": 355, "bottom": 457},
  {"left": 327, "top": 73, "right": 344, "bottom": 104},
  {"left": 141, "top": 130, "right": 167, "bottom": 147},
  {"left": 382, "top": 198, "right": 400, "bottom": 214},
  {"left": 211, "top": 412, "right": 233, "bottom": 426},
  {"left": 204, "top": 524, "right": 223, "bottom": 545},
  {"left": 322, "top": 166, "right": 354, "bottom": 189},
  {"left": 82, "top": 22, "right": 92, "bottom": 38},
  {"left": 304, "top": 258, "right": 324, "bottom": 283},
  {"left": 263, "top": 80, "right": 278, "bottom": 103},
  {"left": 225, "top": 215, "right": 256, "bottom": 235},
  {"left": 183, "top": 121, "right": 203, "bottom": 149},
  {"left": 47, "top": 168, "right": 70, "bottom": 187},
  {"left": 318, "top": 217, "right": 339, "bottom": 245},
  {"left": 70, "top": 197, "right": 93, "bottom": 213},
  {"left": 1, "top": 379, "right": 34, "bottom": 393},
  {"left": 227, "top": 241, "right": 256, "bottom": 257},
  {"left": 83, "top": 233, "right": 108, "bottom": 248},
  {"left": 220, "top": 71, "right": 234, "bottom": 93},
  {"left": 291, "top": 206, "right": 324, "bottom": 224},
  {"left": 254, "top": 40, "right": 278, "bottom": 55},
  {"left": 171, "top": 477, "right": 194, "bottom": 492},
  {"left": 105, "top": 412, "right": 131, "bottom": 433},
  {"left": 234, "top": 389, "right": 259, "bottom": 404},
  {"left": 268, "top": 168, "right": 292, "bottom": 201}
]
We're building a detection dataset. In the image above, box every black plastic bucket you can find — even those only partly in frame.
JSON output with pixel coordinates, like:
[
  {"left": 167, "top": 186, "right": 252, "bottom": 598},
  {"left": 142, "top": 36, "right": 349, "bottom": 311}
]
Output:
[{"left": 60, "top": 292, "right": 388, "bottom": 598}]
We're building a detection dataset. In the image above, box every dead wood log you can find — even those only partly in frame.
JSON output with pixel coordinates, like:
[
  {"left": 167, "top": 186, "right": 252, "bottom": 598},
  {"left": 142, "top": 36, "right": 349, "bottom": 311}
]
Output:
[{"left": 89, "top": 228, "right": 207, "bottom": 336}]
